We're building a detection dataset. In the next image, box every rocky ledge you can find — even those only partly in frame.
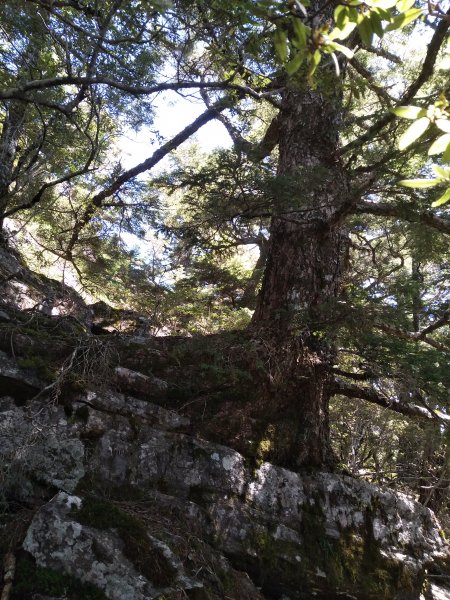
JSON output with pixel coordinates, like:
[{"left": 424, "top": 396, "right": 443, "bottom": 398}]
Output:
[{"left": 1, "top": 364, "right": 448, "bottom": 599}]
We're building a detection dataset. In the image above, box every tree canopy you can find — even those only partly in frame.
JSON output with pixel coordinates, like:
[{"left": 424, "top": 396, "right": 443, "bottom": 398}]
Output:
[{"left": 1, "top": 0, "right": 449, "bottom": 512}]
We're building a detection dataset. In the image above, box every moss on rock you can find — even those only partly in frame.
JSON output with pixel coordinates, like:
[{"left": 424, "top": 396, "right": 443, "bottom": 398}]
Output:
[
  {"left": 11, "top": 554, "right": 107, "bottom": 600},
  {"left": 72, "top": 496, "right": 177, "bottom": 586}
]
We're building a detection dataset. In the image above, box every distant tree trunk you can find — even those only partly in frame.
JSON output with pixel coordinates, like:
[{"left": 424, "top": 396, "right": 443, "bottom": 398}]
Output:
[{"left": 252, "top": 84, "right": 349, "bottom": 469}]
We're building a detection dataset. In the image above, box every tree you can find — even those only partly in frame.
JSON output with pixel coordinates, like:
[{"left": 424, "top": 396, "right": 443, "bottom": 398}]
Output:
[{"left": 1, "top": 0, "right": 449, "bottom": 472}]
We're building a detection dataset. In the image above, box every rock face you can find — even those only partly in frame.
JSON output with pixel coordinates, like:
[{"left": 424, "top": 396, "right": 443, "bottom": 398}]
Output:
[
  {"left": 1, "top": 375, "right": 448, "bottom": 599},
  {"left": 0, "top": 246, "right": 449, "bottom": 600}
]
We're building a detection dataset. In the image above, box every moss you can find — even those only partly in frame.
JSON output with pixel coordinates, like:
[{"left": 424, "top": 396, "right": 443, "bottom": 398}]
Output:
[
  {"left": 242, "top": 497, "right": 417, "bottom": 600},
  {"left": 72, "top": 496, "right": 177, "bottom": 586},
  {"left": 11, "top": 555, "right": 107, "bottom": 600},
  {"left": 107, "top": 482, "right": 147, "bottom": 502},
  {"left": 17, "top": 354, "right": 55, "bottom": 382}
]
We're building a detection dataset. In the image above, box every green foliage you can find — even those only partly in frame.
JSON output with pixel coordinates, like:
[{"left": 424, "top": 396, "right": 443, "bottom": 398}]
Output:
[
  {"left": 395, "top": 96, "right": 450, "bottom": 205},
  {"left": 265, "top": 0, "right": 423, "bottom": 81}
]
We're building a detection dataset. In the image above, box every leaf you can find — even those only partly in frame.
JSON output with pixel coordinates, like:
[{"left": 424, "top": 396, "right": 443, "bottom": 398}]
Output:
[
  {"left": 428, "top": 134, "right": 450, "bottom": 156},
  {"left": 329, "top": 21, "right": 357, "bottom": 40},
  {"left": 274, "top": 28, "right": 288, "bottom": 63},
  {"left": 432, "top": 188, "right": 450, "bottom": 206},
  {"left": 391, "top": 106, "right": 425, "bottom": 119},
  {"left": 399, "top": 178, "right": 441, "bottom": 188},
  {"left": 307, "top": 49, "right": 322, "bottom": 83},
  {"left": 371, "top": 0, "right": 397, "bottom": 8},
  {"left": 294, "top": 0, "right": 309, "bottom": 17},
  {"left": 443, "top": 143, "right": 450, "bottom": 163},
  {"left": 334, "top": 4, "right": 349, "bottom": 28},
  {"left": 385, "top": 7, "right": 422, "bottom": 31},
  {"left": 396, "top": 0, "right": 415, "bottom": 10},
  {"left": 291, "top": 17, "right": 309, "bottom": 47},
  {"left": 286, "top": 51, "right": 305, "bottom": 75},
  {"left": 369, "top": 11, "right": 384, "bottom": 37},
  {"left": 374, "top": 7, "right": 392, "bottom": 20},
  {"left": 398, "top": 117, "right": 430, "bottom": 150},
  {"left": 331, "top": 42, "right": 354, "bottom": 58},
  {"left": 357, "top": 17, "right": 373, "bottom": 46},
  {"left": 348, "top": 6, "right": 359, "bottom": 21},
  {"left": 436, "top": 118, "right": 450, "bottom": 133},
  {"left": 432, "top": 165, "right": 450, "bottom": 179}
]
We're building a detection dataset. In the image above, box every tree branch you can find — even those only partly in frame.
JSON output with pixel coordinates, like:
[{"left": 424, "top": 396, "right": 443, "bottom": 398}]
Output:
[
  {"left": 331, "top": 378, "right": 450, "bottom": 423},
  {"left": 65, "top": 99, "right": 230, "bottom": 257},
  {"left": 375, "top": 322, "right": 450, "bottom": 353},
  {"left": 0, "top": 76, "right": 273, "bottom": 104},
  {"left": 354, "top": 201, "right": 450, "bottom": 235}
]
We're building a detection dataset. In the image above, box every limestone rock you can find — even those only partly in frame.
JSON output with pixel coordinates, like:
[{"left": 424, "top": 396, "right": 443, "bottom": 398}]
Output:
[
  {"left": 22, "top": 492, "right": 263, "bottom": 600},
  {"left": 114, "top": 366, "right": 168, "bottom": 400},
  {"left": 0, "top": 349, "right": 44, "bottom": 400},
  {"left": 0, "top": 398, "right": 85, "bottom": 498}
]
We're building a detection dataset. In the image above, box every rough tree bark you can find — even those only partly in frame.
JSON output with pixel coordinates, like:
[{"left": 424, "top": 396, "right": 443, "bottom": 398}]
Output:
[{"left": 252, "top": 81, "right": 350, "bottom": 469}]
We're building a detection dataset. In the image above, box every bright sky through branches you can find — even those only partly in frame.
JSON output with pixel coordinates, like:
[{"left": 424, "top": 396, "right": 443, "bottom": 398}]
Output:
[{"left": 118, "top": 92, "right": 231, "bottom": 170}]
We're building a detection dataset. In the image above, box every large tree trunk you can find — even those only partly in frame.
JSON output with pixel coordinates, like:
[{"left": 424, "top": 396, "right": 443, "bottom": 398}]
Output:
[{"left": 252, "top": 84, "right": 349, "bottom": 469}]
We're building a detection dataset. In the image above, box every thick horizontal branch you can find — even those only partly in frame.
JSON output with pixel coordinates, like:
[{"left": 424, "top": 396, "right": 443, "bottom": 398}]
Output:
[
  {"left": 331, "top": 379, "right": 450, "bottom": 423},
  {"left": 0, "top": 76, "right": 270, "bottom": 104},
  {"left": 354, "top": 201, "right": 450, "bottom": 235}
]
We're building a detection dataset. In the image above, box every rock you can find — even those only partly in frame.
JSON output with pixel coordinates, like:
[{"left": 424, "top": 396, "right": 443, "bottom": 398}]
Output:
[
  {"left": 22, "top": 492, "right": 264, "bottom": 600},
  {"left": 23, "top": 493, "right": 166, "bottom": 600},
  {"left": 75, "top": 389, "right": 188, "bottom": 430},
  {"left": 0, "top": 398, "right": 85, "bottom": 499},
  {"left": 0, "top": 342, "right": 447, "bottom": 599},
  {"left": 114, "top": 366, "right": 167, "bottom": 400},
  {"left": 0, "top": 309, "right": 11, "bottom": 322},
  {"left": 85, "top": 423, "right": 447, "bottom": 599},
  {"left": 0, "top": 349, "right": 44, "bottom": 401},
  {"left": 428, "top": 584, "right": 450, "bottom": 600},
  {"left": 0, "top": 243, "right": 92, "bottom": 324}
]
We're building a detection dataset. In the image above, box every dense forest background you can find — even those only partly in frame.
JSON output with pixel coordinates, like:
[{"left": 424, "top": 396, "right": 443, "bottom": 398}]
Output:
[{"left": 0, "top": 0, "right": 449, "bottom": 526}]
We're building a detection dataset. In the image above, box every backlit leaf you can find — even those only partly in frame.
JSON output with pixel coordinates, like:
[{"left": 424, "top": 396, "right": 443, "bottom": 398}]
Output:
[
  {"left": 291, "top": 17, "right": 309, "bottom": 47},
  {"left": 399, "top": 179, "right": 441, "bottom": 188},
  {"left": 392, "top": 106, "right": 425, "bottom": 119},
  {"left": 385, "top": 7, "right": 422, "bottom": 31},
  {"left": 329, "top": 21, "right": 357, "bottom": 40},
  {"left": 436, "top": 119, "right": 450, "bottom": 133},
  {"left": 334, "top": 4, "right": 349, "bottom": 28},
  {"left": 274, "top": 28, "right": 288, "bottom": 63},
  {"left": 398, "top": 117, "right": 430, "bottom": 150},
  {"left": 432, "top": 188, "right": 450, "bottom": 207},
  {"left": 432, "top": 165, "right": 450, "bottom": 179},
  {"left": 428, "top": 134, "right": 450, "bottom": 156},
  {"left": 331, "top": 42, "right": 354, "bottom": 58},
  {"left": 357, "top": 17, "right": 373, "bottom": 46}
]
